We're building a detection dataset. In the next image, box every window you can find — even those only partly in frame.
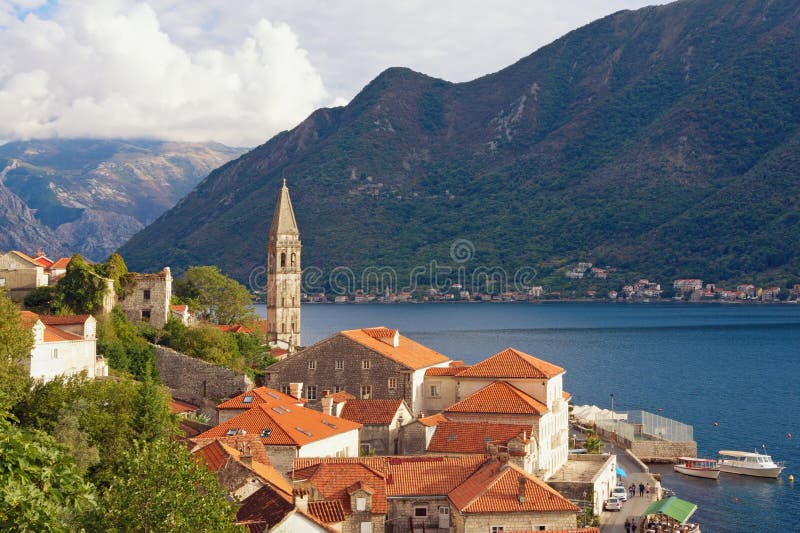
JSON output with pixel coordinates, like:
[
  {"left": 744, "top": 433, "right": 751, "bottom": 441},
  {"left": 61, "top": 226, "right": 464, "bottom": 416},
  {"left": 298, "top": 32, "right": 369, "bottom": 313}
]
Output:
[
  {"left": 260, "top": 428, "right": 272, "bottom": 438},
  {"left": 280, "top": 385, "right": 290, "bottom": 395},
  {"left": 334, "top": 385, "right": 345, "bottom": 393},
  {"left": 143, "top": 289, "right": 151, "bottom": 300},
  {"left": 280, "top": 252, "right": 286, "bottom": 267},
  {"left": 360, "top": 523, "right": 372, "bottom": 533},
  {"left": 355, "top": 497, "right": 366, "bottom": 511},
  {"left": 290, "top": 253, "right": 296, "bottom": 266},
  {"left": 242, "top": 395, "right": 254, "bottom": 404},
  {"left": 51, "top": 348, "right": 59, "bottom": 360},
  {"left": 360, "top": 385, "right": 371, "bottom": 399},
  {"left": 361, "top": 359, "right": 371, "bottom": 370},
  {"left": 308, "top": 360, "right": 317, "bottom": 370},
  {"left": 306, "top": 385, "right": 317, "bottom": 400},
  {"left": 360, "top": 443, "right": 373, "bottom": 456},
  {"left": 414, "top": 506, "right": 427, "bottom": 517},
  {"left": 225, "top": 428, "right": 240, "bottom": 436},
  {"left": 335, "top": 360, "right": 344, "bottom": 370},
  {"left": 429, "top": 384, "right": 440, "bottom": 398},
  {"left": 141, "top": 309, "right": 151, "bottom": 321},
  {"left": 490, "top": 527, "right": 505, "bottom": 533},
  {"left": 388, "top": 377, "right": 397, "bottom": 390}
]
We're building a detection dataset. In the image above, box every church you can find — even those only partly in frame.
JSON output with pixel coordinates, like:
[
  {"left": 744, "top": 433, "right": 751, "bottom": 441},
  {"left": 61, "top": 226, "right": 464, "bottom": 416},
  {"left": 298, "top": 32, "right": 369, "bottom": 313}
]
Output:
[{"left": 266, "top": 179, "right": 302, "bottom": 353}]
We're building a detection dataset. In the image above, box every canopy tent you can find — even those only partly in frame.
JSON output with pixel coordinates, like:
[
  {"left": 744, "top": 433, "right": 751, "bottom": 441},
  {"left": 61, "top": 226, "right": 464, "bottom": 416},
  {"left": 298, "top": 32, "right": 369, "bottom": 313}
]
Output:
[
  {"left": 571, "top": 404, "right": 628, "bottom": 424},
  {"left": 616, "top": 466, "right": 628, "bottom": 477},
  {"left": 642, "top": 496, "right": 698, "bottom": 524}
]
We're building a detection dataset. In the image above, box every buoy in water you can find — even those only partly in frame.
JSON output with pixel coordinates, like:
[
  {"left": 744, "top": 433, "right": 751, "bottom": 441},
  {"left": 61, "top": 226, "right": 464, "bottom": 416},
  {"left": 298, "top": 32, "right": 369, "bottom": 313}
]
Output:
[
  {"left": 789, "top": 474, "right": 794, "bottom": 482},
  {"left": 713, "top": 421, "right": 719, "bottom": 427}
]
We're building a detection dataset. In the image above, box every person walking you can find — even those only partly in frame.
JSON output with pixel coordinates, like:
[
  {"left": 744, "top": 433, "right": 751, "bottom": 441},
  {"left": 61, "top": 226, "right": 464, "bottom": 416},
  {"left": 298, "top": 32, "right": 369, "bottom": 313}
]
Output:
[
  {"left": 639, "top": 482, "right": 645, "bottom": 497},
  {"left": 645, "top": 483, "right": 651, "bottom": 497},
  {"left": 625, "top": 518, "right": 631, "bottom": 533},
  {"left": 629, "top": 483, "right": 635, "bottom": 499}
]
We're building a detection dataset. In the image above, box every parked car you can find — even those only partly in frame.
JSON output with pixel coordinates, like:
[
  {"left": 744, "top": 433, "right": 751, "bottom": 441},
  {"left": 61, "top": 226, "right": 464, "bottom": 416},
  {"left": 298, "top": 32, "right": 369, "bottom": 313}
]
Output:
[
  {"left": 612, "top": 485, "right": 628, "bottom": 502},
  {"left": 604, "top": 497, "right": 623, "bottom": 511}
]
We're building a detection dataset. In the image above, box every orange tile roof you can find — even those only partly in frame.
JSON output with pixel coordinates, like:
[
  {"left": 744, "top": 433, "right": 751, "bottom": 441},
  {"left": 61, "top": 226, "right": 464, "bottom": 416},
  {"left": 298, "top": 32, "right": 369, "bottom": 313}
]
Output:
[
  {"left": 563, "top": 390, "right": 572, "bottom": 400},
  {"left": 216, "top": 324, "right": 253, "bottom": 334},
  {"left": 339, "top": 399, "right": 404, "bottom": 425},
  {"left": 456, "top": 347, "right": 564, "bottom": 379},
  {"left": 293, "top": 456, "right": 487, "bottom": 497},
  {"left": 43, "top": 326, "right": 84, "bottom": 342},
  {"left": 39, "top": 314, "right": 91, "bottom": 325},
  {"left": 428, "top": 422, "right": 531, "bottom": 454},
  {"left": 236, "top": 484, "right": 294, "bottom": 527},
  {"left": 417, "top": 413, "right": 448, "bottom": 427},
  {"left": 34, "top": 255, "right": 53, "bottom": 267},
  {"left": 295, "top": 462, "right": 387, "bottom": 515},
  {"left": 169, "top": 399, "right": 198, "bottom": 414},
  {"left": 48, "top": 257, "right": 71, "bottom": 270},
  {"left": 449, "top": 461, "right": 579, "bottom": 513},
  {"left": 198, "top": 402, "right": 360, "bottom": 446},
  {"left": 360, "top": 327, "right": 397, "bottom": 339},
  {"left": 192, "top": 434, "right": 272, "bottom": 465},
  {"left": 426, "top": 365, "right": 470, "bottom": 376},
  {"left": 10, "top": 250, "right": 42, "bottom": 267},
  {"left": 217, "top": 386, "right": 305, "bottom": 409},
  {"left": 193, "top": 438, "right": 292, "bottom": 495},
  {"left": 307, "top": 500, "right": 346, "bottom": 523},
  {"left": 340, "top": 327, "right": 450, "bottom": 370},
  {"left": 171, "top": 304, "right": 188, "bottom": 312},
  {"left": 445, "top": 381, "right": 548, "bottom": 416},
  {"left": 19, "top": 310, "right": 40, "bottom": 328},
  {"left": 327, "top": 391, "right": 356, "bottom": 403}
]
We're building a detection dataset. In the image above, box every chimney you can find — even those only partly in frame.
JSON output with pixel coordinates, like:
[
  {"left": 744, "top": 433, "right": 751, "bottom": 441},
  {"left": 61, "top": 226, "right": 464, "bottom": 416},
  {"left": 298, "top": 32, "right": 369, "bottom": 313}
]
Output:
[
  {"left": 239, "top": 443, "right": 253, "bottom": 468},
  {"left": 487, "top": 444, "right": 499, "bottom": 460},
  {"left": 294, "top": 489, "right": 309, "bottom": 512},
  {"left": 321, "top": 393, "right": 334, "bottom": 416},
  {"left": 499, "top": 451, "right": 510, "bottom": 466},
  {"left": 518, "top": 475, "right": 527, "bottom": 503},
  {"left": 289, "top": 382, "right": 303, "bottom": 400}
]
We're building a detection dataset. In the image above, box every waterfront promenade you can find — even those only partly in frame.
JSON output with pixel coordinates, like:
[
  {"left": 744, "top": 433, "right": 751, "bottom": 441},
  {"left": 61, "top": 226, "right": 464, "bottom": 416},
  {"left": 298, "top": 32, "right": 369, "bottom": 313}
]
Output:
[{"left": 599, "top": 442, "right": 659, "bottom": 533}]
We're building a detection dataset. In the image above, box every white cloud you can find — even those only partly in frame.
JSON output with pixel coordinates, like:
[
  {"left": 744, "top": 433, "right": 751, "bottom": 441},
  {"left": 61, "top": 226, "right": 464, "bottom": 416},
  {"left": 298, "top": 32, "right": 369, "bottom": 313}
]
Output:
[
  {"left": 0, "top": 0, "right": 328, "bottom": 145},
  {"left": 0, "top": 0, "right": 662, "bottom": 146}
]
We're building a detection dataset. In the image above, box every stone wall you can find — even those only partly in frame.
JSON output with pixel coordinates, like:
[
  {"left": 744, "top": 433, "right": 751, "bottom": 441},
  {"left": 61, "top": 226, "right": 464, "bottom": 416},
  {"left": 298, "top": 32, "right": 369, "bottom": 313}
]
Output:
[
  {"left": 461, "top": 510, "right": 577, "bottom": 532},
  {"left": 631, "top": 440, "right": 697, "bottom": 462},
  {"left": 155, "top": 345, "right": 252, "bottom": 407},
  {"left": 118, "top": 268, "right": 172, "bottom": 328}
]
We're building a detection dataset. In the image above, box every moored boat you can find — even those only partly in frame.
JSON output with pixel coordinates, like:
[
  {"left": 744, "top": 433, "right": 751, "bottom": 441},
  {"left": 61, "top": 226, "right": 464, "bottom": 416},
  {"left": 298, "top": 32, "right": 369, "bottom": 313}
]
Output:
[
  {"left": 674, "top": 457, "right": 720, "bottom": 479},
  {"left": 718, "top": 449, "right": 785, "bottom": 478}
]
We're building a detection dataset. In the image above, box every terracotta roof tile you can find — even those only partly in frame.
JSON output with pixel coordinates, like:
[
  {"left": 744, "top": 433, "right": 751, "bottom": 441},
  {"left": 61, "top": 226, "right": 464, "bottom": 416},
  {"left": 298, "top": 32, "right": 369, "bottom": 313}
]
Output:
[
  {"left": 456, "top": 347, "right": 564, "bottom": 379},
  {"left": 449, "top": 461, "right": 579, "bottom": 513},
  {"left": 299, "top": 463, "right": 387, "bottom": 515},
  {"left": 340, "top": 327, "right": 450, "bottom": 370},
  {"left": 194, "top": 440, "right": 229, "bottom": 471},
  {"left": 508, "top": 529, "right": 600, "bottom": 533},
  {"left": 43, "top": 326, "right": 84, "bottom": 342},
  {"left": 169, "top": 399, "right": 198, "bottom": 414},
  {"left": 192, "top": 435, "right": 271, "bottom": 465},
  {"left": 426, "top": 365, "right": 470, "bottom": 376},
  {"left": 39, "top": 314, "right": 91, "bottom": 325},
  {"left": 217, "top": 386, "right": 305, "bottom": 409},
  {"left": 237, "top": 484, "right": 294, "bottom": 526},
  {"left": 339, "top": 399, "right": 404, "bottom": 425},
  {"left": 19, "top": 310, "right": 40, "bottom": 328},
  {"left": 307, "top": 500, "right": 346, "bottom": 523},
  {"left": 428, "top": 422, "right": 531, "bottom": 454},
  {"left": 198, "top": 401, "right": 360, "bottom": 446},
  {"left": 327, "top": 391, "right": 356, "bottom": 403},
  {"left": 34, "top": 256, "right": 53, "bottom": 267},
  {"left": 48, "top": 257, "right": 71, "bottom": 269},
  {"left": 193, "top": 438, "right": 292, "bottom": 495},
  {"left": 10, "top": 250, "right": 42, "bottom": 267},
  {"left": 563, "top": 390, "right": 572, "bottom": 400},
  {"left": 216, "top": 324, "right": 253, "bottom": 334},
  {"left": 171, "top": 304, "right": 188, "bottom": 312},
  {"left": 444, "top": 381, "right": 548, "bottom": 415},
  {"left": 417, "top": 413, "right": 448, "bottom": 427}
]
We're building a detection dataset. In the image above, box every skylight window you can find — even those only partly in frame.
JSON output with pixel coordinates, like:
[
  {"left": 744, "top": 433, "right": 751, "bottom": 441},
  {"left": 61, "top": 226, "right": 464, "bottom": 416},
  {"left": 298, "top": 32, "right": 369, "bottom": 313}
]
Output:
[
  {"left": 267, "top": 392, "right": 280, "bottom": 399},
  {"left": 261, "top": 428, "right": 272, "bottom": 438},
  {"left": 226, "top": 428, "right": 239, "bottom": 436},
  {"left": 271, "top": 407, "right": 284, "bottom": 415},
  {"left": 295, "top": 426, "right": 312, "bottom": 437},
  {"left": 242, "top": 395, "right": 254, "bottom": 404}
]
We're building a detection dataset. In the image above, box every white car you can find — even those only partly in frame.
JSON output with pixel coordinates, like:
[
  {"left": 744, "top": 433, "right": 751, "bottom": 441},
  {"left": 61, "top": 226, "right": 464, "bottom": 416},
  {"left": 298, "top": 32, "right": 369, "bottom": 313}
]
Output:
[
  {"left": 612, "top": 485, "right": 628, "bottom": 502},
  {"left": 604, "top": 497, "right": 623, "bottom": 511}
]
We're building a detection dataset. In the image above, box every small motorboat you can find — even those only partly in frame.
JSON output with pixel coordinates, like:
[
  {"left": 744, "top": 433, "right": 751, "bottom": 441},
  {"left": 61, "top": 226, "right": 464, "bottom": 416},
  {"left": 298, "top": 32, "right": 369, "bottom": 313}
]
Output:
[
  {"left": 673, "top": 457, "right": 720, "bottom": 479},
  {"left": 718, "top": 449, "right": 785, "bottom": 478}
]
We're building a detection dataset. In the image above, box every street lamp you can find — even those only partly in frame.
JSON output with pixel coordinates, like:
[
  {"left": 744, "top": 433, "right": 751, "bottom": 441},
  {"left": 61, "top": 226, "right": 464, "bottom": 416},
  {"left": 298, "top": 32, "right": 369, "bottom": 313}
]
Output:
[{"left": 610, "top": 393, "right": 615, "bottom": 415}]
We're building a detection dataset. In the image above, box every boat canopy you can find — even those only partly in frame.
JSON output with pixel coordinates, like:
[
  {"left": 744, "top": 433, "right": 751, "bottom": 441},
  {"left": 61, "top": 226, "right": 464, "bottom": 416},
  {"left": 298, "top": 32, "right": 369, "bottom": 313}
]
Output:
[
  {"left": 642, "top": 496, "right": 698, "bottom": 524},
  {"left": 719, "top": 450, "right": 764, "bottom": 458},
  {"left": 677, "top": 457, "right": 715, "bottom": 462}
]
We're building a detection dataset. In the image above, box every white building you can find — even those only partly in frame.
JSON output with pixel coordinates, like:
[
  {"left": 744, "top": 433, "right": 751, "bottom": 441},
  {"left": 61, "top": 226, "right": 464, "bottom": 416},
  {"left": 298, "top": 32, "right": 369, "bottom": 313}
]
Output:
[{"left": 20, "top": 311, "right": 107, "bottom": 382}]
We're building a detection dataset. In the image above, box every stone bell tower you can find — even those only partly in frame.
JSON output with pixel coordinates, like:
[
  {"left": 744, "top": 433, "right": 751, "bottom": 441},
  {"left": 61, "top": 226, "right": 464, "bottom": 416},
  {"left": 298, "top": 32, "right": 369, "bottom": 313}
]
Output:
[{"left": 266, "top": 179, "right": 301, "bottom": 351}]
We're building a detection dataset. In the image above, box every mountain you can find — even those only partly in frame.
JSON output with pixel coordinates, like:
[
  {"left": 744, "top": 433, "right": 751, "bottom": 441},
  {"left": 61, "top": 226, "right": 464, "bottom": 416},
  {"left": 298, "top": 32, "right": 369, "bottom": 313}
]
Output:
[
  {"left": 0, "top": 139, "right": 245, "bottom": 260},
  {"left": 120, "top": 0, "right": 800, "bottom": 288}
]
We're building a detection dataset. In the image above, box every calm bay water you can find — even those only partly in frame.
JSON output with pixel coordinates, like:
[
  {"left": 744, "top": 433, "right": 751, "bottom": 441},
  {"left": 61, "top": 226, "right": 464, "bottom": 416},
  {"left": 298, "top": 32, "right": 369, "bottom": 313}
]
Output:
[{"left": 259, "top": 302, "right": 800, "bottom": 532}]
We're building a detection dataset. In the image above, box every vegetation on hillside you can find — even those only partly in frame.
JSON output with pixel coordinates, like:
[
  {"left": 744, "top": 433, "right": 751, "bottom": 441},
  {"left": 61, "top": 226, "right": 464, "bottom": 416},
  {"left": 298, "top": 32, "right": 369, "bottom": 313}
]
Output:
[{"left": 120, "top": 0, "right": 800, "bottom": 289}]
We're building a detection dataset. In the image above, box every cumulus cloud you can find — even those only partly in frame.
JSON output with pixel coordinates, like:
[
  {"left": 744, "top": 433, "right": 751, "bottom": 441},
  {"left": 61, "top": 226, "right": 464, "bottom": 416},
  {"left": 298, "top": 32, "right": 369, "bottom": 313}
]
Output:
[{"left": 0, "top": 0, "right": 328, "bottom": 146}]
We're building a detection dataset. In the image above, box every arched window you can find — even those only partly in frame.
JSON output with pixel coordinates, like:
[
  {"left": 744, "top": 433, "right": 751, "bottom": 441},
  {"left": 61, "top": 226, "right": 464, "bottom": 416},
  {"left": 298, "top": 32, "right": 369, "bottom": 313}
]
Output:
[
  {"left": 281, "top": 323, "right": 286, "bottom": 333},
  {"left": 290, "top": 253, "right": 296, "bottom": 266},
  {"left": 280, "top": 252, "right": 286, "bottom": 267},
  {"left": 291, "top": 322, "right": 296, "bottom": 332}
]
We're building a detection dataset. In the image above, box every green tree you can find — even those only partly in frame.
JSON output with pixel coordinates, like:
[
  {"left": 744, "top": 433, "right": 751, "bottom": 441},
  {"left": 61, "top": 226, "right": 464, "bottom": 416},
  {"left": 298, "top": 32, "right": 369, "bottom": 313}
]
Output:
[
  {"left": 0, "top": 414, "right": 97, "bottom": 532},
  {"left": 95, "top": 438, "right": 241, "bottom": 532},
  {"left": 132, "top": 368, "right": 175, "bottom": 442},
  {"left": 174, "top": 266, "right": 257, "bottom": 325},
  {"left": 22, "top": 286, "right": 57, "bottom": 314},
  {"left": 0, "top": 289, "right": 34, "bottom": 411},
  {"left": 584, "top": 430, "right": 603, "bottom": 454},
  {"left": 53, "top": 254, "right": 108, "bottom": 314}
]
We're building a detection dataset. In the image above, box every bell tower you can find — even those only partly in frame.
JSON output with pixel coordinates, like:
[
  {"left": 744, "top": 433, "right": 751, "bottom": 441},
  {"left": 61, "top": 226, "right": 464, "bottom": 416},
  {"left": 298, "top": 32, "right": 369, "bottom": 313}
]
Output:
[{"left": 266, "top": 179, "right": 301, "bottom": 351}]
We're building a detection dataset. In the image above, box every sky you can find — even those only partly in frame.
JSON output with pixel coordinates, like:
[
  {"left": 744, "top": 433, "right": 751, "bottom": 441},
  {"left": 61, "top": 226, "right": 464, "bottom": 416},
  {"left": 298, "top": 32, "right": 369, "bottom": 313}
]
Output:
[{"left": 0, "top": 0, "right": 664, "bottom": 146}]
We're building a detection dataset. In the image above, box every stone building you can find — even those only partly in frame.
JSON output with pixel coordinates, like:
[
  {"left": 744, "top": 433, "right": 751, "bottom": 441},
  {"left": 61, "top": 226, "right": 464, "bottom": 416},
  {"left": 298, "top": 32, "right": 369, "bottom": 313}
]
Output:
[
  {"left": 264, "top": 327, "right": 451, "bottom": 415},
  {"left": 118, "top": 267, "right": 172, "bottom": 328},
  {"left": 334, "top": 398, "right": 413, "bottom": 455},
  {"left": 266, "top": 179, "right": 302, "bottom": 352}
]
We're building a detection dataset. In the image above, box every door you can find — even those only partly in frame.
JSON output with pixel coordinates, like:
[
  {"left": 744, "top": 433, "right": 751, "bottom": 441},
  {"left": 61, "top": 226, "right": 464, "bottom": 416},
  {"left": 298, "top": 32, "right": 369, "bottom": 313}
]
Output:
[{"left": 438, "top": 506, "right": 450, "bottom": 528}]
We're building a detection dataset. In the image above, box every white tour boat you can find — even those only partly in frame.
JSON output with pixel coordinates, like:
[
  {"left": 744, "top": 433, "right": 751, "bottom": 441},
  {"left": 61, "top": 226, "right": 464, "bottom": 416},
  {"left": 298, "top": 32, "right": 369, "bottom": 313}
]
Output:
[
  {"left": 718, "top": 449, "right": 785, "bottom": 478},
  {"left": 673, "top": 457, "right": 720, "bottom": 479}
]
